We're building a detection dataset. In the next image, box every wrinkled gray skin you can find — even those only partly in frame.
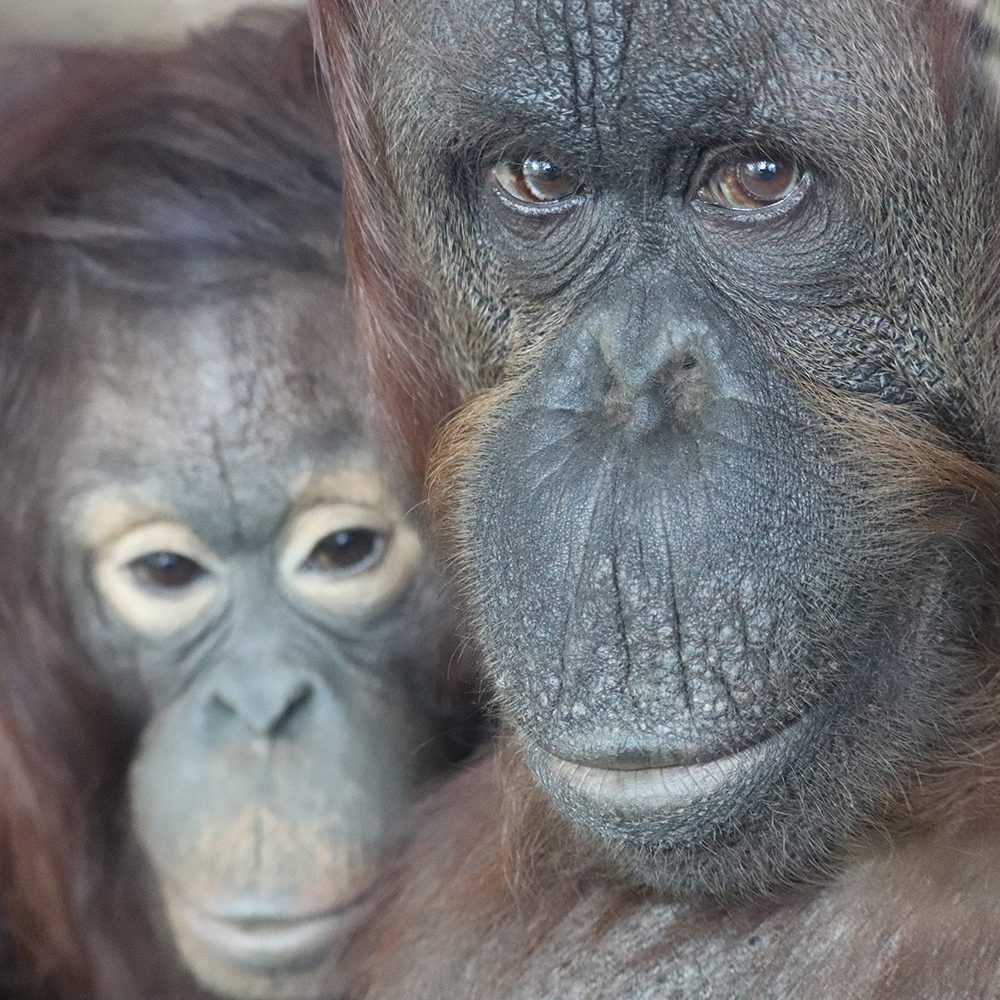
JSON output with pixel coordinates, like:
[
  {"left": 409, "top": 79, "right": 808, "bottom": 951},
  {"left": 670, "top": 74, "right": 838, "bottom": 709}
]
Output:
[
  {"left": 52, "top": 278, "right": 453, "bottom": 1000},
  {"left": 356, "top": 0, "right": 998, "bottom": 899}
]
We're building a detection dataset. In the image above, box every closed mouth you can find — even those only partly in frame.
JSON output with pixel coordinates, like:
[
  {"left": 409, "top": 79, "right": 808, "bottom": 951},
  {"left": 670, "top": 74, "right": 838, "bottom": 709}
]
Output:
[
  {"left": 524, "top": 728, "right": 789, "bottom": 813},
  {"left": 174, "top": 896, "right": 366, "bottom": 973}
]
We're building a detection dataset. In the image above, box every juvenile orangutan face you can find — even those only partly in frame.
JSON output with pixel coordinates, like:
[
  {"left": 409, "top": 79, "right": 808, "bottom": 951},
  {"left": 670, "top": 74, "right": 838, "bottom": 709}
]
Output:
[{"left": 57, "top": 279, "right": 457, "bottom": 999}]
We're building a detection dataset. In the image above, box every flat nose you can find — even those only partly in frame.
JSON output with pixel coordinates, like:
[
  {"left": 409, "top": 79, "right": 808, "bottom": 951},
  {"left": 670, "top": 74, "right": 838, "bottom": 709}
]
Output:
[
  {"left": 598, "top": 325, "right": 709, "bottom": 431},
  {"left": 206, "top": 669, "right": 316, "bottom": 737}
]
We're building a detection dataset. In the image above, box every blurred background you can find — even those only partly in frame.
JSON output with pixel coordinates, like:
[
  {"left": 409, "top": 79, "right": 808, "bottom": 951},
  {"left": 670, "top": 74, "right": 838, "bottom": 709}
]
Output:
[{"left": 0, "top": 0, "right": 303, "bottom": 45}]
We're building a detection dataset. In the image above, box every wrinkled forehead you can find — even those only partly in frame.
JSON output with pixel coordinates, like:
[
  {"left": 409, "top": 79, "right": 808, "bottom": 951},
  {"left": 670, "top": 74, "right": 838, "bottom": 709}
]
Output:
[
  {"left": 385, "top": 0, "right": 935, "bottom": 165},
  {"left": 58, "top": 279, "right": 382, "bottom": 546}
]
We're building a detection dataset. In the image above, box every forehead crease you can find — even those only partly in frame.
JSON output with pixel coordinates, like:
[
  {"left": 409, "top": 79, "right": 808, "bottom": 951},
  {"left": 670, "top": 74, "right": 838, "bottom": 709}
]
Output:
[
  {"left": 73, "top": 379, "right": 364, "bottom": 542},
  {"left": 526, "top": 0, "right": 635, "bottom": 132},
  {"left": 413, "top": 0, "right": 799, "bottom": 153}
]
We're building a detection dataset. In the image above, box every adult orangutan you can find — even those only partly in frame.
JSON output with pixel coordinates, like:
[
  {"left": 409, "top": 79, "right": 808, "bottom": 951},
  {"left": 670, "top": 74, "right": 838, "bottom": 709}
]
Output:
[
  {"left": 0, "top": 10, "right": 474, "bottom": 1000},
  {"left": 314, "top": 0, "right": 1000, "bottom": 995}
]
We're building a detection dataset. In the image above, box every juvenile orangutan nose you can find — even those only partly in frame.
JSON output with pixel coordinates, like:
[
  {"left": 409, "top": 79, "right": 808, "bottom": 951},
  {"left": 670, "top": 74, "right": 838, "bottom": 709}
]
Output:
[{"left": 207, "top": 670, "right": 315, "bottom": 737}]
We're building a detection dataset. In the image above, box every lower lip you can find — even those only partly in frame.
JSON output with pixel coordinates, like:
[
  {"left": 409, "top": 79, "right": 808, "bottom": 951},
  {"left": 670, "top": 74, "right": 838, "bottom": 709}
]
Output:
[
  {"left": 527, "top": 735, "right": 781, "bottom": 813},
  {"left": 175, "top": 899, "right": 364, "bottom": 972}
]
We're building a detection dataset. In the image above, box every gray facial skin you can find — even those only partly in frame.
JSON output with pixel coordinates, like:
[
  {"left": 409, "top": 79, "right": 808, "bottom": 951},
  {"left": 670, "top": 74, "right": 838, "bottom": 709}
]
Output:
[
  {"left": 329, "top": 0, "right": 1000, "bottom": 902},
  {"left": 53, "top": 278, "right": 454, "bottom": 1000}
]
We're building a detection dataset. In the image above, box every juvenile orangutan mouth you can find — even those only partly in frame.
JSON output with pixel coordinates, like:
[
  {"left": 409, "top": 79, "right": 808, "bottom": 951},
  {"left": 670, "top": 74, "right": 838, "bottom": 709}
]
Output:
[
  {"left": 524, "top": 730, "right": 789, "bottom": 814},
  {"left": 171, "top": 894, "right": 368, "bottom": 973}
]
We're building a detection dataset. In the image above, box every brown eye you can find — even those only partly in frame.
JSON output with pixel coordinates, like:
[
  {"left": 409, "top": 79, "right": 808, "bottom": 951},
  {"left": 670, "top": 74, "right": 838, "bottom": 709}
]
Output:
[
  {"left": 698, "top": 156, "right": 803, "bottom": 211},
  {"left": 491, "top": 156, "right": 583, "bottom": 205},
  {"left": 129, "top": 551, "right": 206, "bottom": 591},
  {"left": 304, "top": 529, "right": 384, "bottom": 573}
]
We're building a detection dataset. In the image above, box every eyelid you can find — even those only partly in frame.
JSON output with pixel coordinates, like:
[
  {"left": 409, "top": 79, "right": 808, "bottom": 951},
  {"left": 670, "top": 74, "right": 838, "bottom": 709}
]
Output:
[
  {"left": 279, "top": 503, "right": 394, "bottom": 578},
  {"left": 92, "top": 521, "right": 222, "bottom": 637},
  {"left": 279, "top": 503, "right": 423, "bottom": 617},
  {"left": 100, "top": 521, "right": 219, "bottom": 574},
  {"left": 492, "top": 186, "right": 589, "bottom": 218}
]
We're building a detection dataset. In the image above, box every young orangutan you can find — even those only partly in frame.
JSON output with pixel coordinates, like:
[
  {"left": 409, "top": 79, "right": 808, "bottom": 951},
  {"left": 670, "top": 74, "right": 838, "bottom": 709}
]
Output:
[{"left": 0, "top": 10, "right": 476, "bottom": 999}]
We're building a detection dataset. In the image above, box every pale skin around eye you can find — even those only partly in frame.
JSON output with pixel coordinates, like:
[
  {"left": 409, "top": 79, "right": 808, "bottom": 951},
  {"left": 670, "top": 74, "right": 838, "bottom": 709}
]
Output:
[
  {"left": 279, "top": 502, "right": 422, "bottom": 615},
  {"left": 85, "top": 470, "right": 424, "bottom": 639},
  {"left": 94, "top": 521, "right": 221, "bottom": 637}
]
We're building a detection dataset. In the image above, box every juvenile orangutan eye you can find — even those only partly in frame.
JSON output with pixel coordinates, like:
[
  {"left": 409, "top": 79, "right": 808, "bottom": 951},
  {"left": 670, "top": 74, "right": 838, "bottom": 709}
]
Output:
[
  {"left": 698, "top": 156, "right": 804, "bottom": 211},
  {"left": 92, "top": 520, "right": 221, "bottom": 637},
  {"left": 280, "top": 483, "right": 423, "bottom": 616},
  {"left": 491, "top": 156, "right": 583, "bottom": 206},
  {"left": 303, "top": 528, "right": 384, "bottom": 574},
  {"left": 129, "top": 551, "right": 207, "bottom": 591}
]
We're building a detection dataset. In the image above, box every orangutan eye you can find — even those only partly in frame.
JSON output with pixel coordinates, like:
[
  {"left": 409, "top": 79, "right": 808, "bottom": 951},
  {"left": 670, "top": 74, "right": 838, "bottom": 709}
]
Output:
[
  {"left": 303, "top": 529, "right": 385, "bottom": 574},
  {"left": 697, "top": 155, "right": 805, "bottom": 211},
  {"left": 129, "top": 551, "right": 207, "bottom": 591},
  {"left": 491, "top": 156, "right": 583, "bottom": 206},
  {"left": 91, "top": 519, "right": 221, "bottom": 637},
  {"left": 281, "top": 494, "right": 423, "bottom": 616}
]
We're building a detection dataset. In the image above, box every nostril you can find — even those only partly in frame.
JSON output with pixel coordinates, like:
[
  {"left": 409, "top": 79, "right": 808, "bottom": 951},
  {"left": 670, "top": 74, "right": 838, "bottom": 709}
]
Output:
[
  {"left": 648, "top": 352, "right": 701, "bottom": 391},
  {"left": 205, "top": 675, "right": 317, "bottom": 737},
  {"left": 208, "top": 690, "right": 238, "bottom": 718},
  {"left": 657, "top": 354, "right": 699, "bottom": 382},
  {"left": 260, "top": 677, "right": 315, "bottom": 736},
  {"left": 280, "top": 679, "right": 314, "bottom": 724}
]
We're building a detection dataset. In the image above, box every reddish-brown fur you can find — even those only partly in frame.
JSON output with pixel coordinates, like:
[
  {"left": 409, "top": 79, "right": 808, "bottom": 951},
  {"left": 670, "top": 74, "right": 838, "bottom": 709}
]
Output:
[{"left": 339, "top": 748, "right": 1000, "bottom": 998}]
